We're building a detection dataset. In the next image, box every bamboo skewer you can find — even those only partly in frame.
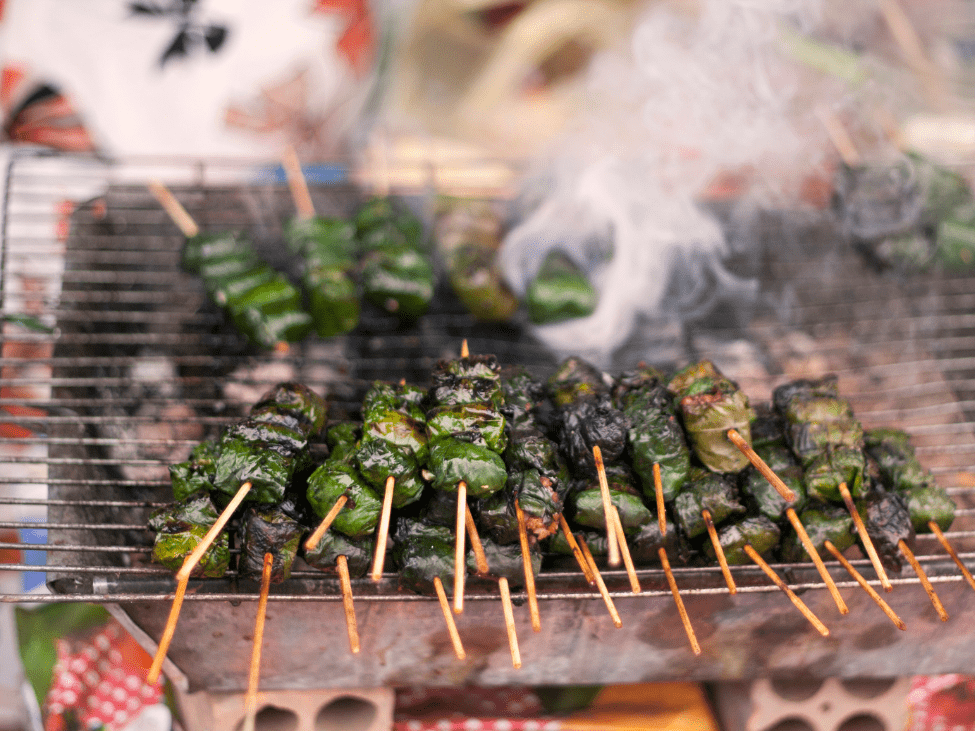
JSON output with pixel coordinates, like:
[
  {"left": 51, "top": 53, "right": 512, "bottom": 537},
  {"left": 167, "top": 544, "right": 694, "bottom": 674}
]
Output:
[
  {"left": 466, "top": 504, "right": 490, "bottom": 575},
  {"left": 899, "top": 539, "right": 948, "bottom": 621},
  {"left": 148, "top": 481, "right": 253, "bottom": 684},
  {"left": 454, "top": 480, "right": 468, "bottom": 615},
  {"left": 703, "top": 509, "right": 736, "bottom": 594},
  {"left": 824, "top": 541, "right": 906, "bottom": 631},
  {"left": 728, "top": 429, "right": 847, "bottom": 612},
  {"left": 580, "top": 539, "right": 623, "bottom": 628},
  {"left": 282, "top": 146, "right": 316, "bottom": 221},
  {"left": 515, "top": 498, "right": 542, "bottom": 631},
  {"left": 460, "top": 339, "right": 470, "bottom": 359},
  {"left": 612, "top": 506, "right": 641, "bottom": 594},
  {"left": 559, "top": 514, "right": 595, "bottom": 585},
  {"left": 304, "top": 494, "right": 350, "bottom": 553},
  {"left": 434, "top": 576, "right": 466, "bottom": 660},
  {"left": 744, "top": 545, "right": 830, "bottom": 637},
  {"left": 658, "top": 547, "right": 701, "bottom": 655},
  {"left": 785, "top": 507, "right": 849, "bottom": 615},
  {"left": 148, "top": 180, "right": 200, "bottom": 238},
  {"left": 371, "top": 476, "right": 396, "bottom": 580},
  {"left": 145, "top": 574, "right": 188, "bottom": 685},
  {"left": 837, "top": 481, "right": 892, "bottom": 592},
  {"left": 727, "top": 429, "right": 796, "bottom": 502},
  {"left": 498, "top": 577, "right": 522, "bottom": 669},
  {"left": 814, "top": 107, "right": 862, "bottom": 167},
  {"left": 337, "top": 555, "right": 361, "bottom": 653},
  {"left": 242, "top": 553, "right": 274, "bottom": 731},
  {"left": 653, "top": 463, "right": 666, "bottom": 537},
  {"left": 929, "top": 521, "right": 975, "bottom": 594},
  {"left": 593, "top": 446, "right": 620, "bottom": 567}
]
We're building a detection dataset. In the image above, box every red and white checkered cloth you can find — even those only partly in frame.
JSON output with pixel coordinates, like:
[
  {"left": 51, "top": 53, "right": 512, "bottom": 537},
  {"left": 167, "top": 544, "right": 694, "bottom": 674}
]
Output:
[
  {"left": 394, "top": 686, "right": 562, "bottom": 731},
  {"left": 43, "top": 619, "right": 163, "bottom": 731}
]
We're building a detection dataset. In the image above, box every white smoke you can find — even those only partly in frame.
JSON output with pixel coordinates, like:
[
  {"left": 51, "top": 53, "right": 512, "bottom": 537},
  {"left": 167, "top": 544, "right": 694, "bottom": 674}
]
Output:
[{"left": 501, "top": 0, "right": 840, "bottom": 362}]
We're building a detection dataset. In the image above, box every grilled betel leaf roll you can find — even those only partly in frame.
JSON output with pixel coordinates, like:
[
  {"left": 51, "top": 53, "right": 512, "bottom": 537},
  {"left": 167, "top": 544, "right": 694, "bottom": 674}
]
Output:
[
  {"left": 673, "top": 468, "right": 746, "bottom": 539},
  {"left": 864, "top": 427, "right": 955, "bottom": 532},
  {"left": 306, "top": 462, "right": 382, "bottom": 538},
  {"left": 779, "top": 504, "right": 854, "bottom": 562},
  {"left": 773, "top": 376, "right": 865, "bottom": 467},
  {"left": 425, "top": 436, "right": 507, "bottom": 498},
  {"left": 570, "top": 465, "right": 652, "bottom": 535},
  {"left": 304, "top": 530, "right": 373, "bottom": 578},
  {"left": 393, "top": 520, "right": 456, "bottom": 595},
  {"left": 284, "top": 216, "right": 360, "bottom": 337},
  {"left": 467, "top": 535, "right": 541, "bottom": 588},
  {"left": 148, "top": 493, "right": 231, "bottom": 578},
  {"left": 169, "top": 439, "right": 219, "bottom": 502},
  {"left": 703, "top": 515, "right": 780, "bottom": 565},
  {"left": 239, "top": 506, "right": 304, "bottom": 583},
  {"left": 526, "top": 250, "right": 598, "bottom": 325},
  {"left": 668, "top": 361, "right": 755, "bottom": 474}
]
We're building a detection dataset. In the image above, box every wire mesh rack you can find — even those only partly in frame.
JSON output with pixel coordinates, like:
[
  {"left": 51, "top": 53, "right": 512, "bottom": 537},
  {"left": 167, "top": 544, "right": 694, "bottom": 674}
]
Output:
[{"left": 3, "top": 147, "right": 975, "bottom": 688}]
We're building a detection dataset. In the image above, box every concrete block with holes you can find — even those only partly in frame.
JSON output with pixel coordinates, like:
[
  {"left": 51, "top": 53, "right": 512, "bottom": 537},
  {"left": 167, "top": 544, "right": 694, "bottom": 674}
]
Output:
[{"left": 712, "top": 677, "right": 911, "bottom": 731}]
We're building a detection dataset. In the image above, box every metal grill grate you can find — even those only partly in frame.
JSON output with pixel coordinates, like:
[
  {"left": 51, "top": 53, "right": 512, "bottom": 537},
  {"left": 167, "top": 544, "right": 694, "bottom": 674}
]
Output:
[{"left": 4, "top": 148, "right": 975, "bottom": 688}]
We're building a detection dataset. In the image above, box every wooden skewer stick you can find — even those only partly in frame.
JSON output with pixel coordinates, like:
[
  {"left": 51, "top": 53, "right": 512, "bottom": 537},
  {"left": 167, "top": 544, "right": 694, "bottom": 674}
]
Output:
[
  {"left": 460, "top": 339, "right": 470, "bottom": 358},
  {"left": 593, "top": 446, "right": 620, "bottom": 567},
  {"left": 558, "top": 514, "right": 595, "bottom": 585},
  {"left": 814, "top": 106, "right": 862, "bottom": 167},
  {"left": 281, "top": 146, "right": 316, "bottom": 221},
  {"left": 785, "top": 507, "right": 849, "bottom": 615},
  {"left": 370, "top": 476, "right": 396, "bottom": 580},
  {"left": 337, "top": 555, "right": 361, "bottom": 653},
  {"left": 148, "top": 180, "right": 200, "bottom": 238},
  {"left": 726, "top": 429, "right": 796, "bottom": 502},
  {"left": 242, "top": 552, "right": 274, "bottom": 731},
  {"left": 498, "top": 577, "right": 522, "bottom": 669},
  {"left": 744, "top": 545, "right": 830, "bottom": 637},
  {"left": 465, "top": 504, "right": 490, "bottom": 575},
  {"left": 433, "top": 576, "right": 466, "bottom": 660},
  {"left": 514, "top": 498, "right": 541, "bottom": 632},
  {"left": 579, "top": 539, "right": 622, "bottom": 628},
  {"left": 658, "top": 547, "right": 701, "bottom": 654},
  {"left": 929, "top": 520, "right": 975, "bottom": 594},
  {"left": 148, "top": 480, "right": 254, "bottom": 683},
  {"left": 838, "top": 482, "right": 892, "bottom": 593},
  {"left": 899, "top": 539, "right": 948, "bottom": 622},
  {"left": 703, "top": 509, "right": 736, "bottom": 595},
  {"left": 454, "top": 480, "right": 468, "bottom": 615},
  {"left": 653, "top": 463, "right": 666, "bottom": 537},
  {"left": 304, "top": 494, "right": 350, "bottom": 553},
  {"left": 178, "top": 482, "right": 253, "bottom": 581},
  {"left": 824, "top": 540, "right": 906, "bottom": 631},
  {"left": 145, "top": 574, "right": 188, "bottom": 685},
  {"left": 611, "top": 506, "right": 641, "bottom": 594}
]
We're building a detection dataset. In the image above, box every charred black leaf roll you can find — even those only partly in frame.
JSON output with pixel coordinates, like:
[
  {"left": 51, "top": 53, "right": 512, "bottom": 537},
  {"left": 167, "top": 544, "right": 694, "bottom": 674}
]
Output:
[
  {"left": 864, "top": 427, "right": 955, "bottom": 532},
  {"left": 773, "top": 375, "right": 866, "bottom": 502},
  {"left": 239, "top": 506, "right": 304, "bottom": 583},
  {"left": 393, "top": 519, "right": 456, "bottom": 594},
  {"left": 182, "top": 230, "right": 312, "bottom": 349},
  {"left": 468, "top": 535, "right": 542, "bottom": 589},
  {"left": 547, "top": 357, "right": 628, "bottom": 477},
  {"left": 148, "top": 493, "right": 231, "bottom": 578},
  {"left": 284, "top": 216, "right": 360, "bottom": 338},
  {"left": 423, "top": 355, "right": 508, "bottom": 498},
  {"left": 304, "top": 530, "right": 373, "bottom": 578},
  {"left": 355, "top": 197, "right": 435, "bottom": 321},
  {"left": 860, "top": 489, "right": 915, "bottom": 573},
  {"left": 356, "top": 381, "right": 428, "bottom": 508},
  {"left": 489, "top": 366, "right": 568, "bottom": 542},
  {"left": 614, "top": 365, "right": 691, "bottom": 503},
  {"left": 668, "top": 361, "right": 755, "bottom": 474}
]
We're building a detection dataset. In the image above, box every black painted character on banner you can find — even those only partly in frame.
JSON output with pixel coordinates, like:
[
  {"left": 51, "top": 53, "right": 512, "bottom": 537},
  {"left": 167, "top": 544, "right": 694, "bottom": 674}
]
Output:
[{"left": 129, "top": 0, "right": 229, "bottom": 67}]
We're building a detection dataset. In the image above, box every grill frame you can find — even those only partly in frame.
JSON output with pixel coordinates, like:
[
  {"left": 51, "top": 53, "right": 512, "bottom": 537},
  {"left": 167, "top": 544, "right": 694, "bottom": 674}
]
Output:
[{"left": 4, "top": 147, "right": 975, "bottom": 689}]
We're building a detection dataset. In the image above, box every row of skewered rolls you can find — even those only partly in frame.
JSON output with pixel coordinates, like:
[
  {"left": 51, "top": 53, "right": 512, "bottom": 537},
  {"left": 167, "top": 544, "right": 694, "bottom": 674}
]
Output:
[{"left": 149, "top": 353, "right": 954, "bottom": 595}]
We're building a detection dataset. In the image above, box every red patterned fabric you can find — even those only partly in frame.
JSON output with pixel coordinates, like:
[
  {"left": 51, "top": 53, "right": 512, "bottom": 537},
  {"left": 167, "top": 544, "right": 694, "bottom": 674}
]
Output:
[
  {"left": 43, "top": 620, "right": 163, "bottom": 731},
  {"left": 394, "top": 686, "right": 561, "bottom": 731},
  {"left": 907, "top": 675, "right": 975, "bottom": 731}
]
